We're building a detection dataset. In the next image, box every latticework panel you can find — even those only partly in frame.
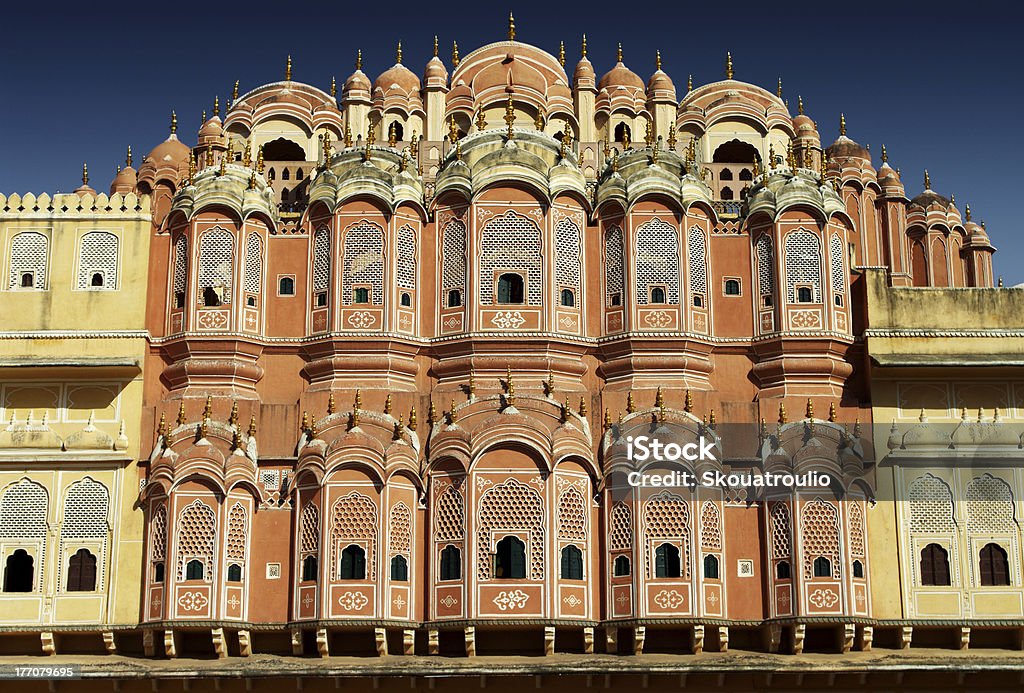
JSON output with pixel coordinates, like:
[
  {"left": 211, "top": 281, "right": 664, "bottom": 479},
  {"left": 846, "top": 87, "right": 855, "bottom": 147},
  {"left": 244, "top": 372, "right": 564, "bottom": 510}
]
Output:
[
  {"left": 966, "top": 474, "right": 1015, "bottom": 533},
  {"left": 244, "top": 233, "right": 262, "bottom": 294},
  {"left": 226, "top": 502, "right": 247, "bottom": 562},
  {"left": 0, "top": 479, "right": 48, "bottom": 538},
  {"left": 434, "top": 485, "right": 465, "bottom": 542},
  {"left": 907, "top": 474, "right": 955, "bottom": 533},
  {"left": 700, "top": 500, "right": 722, "bottom": 550},
  {"left": 330, "top": 492, "right": 378, "bottom": 580},
  {"left": 476, "top": 479, "right": 545, "bottom": 580},
  {"left": 771, "top": 502, "right": 791, "bottom": 560},
  {"left": 756, "top": 233, "right": 774, "bottom": 298},
  {"left": 441, "top": 220, "right": 467, "bottom": 299},
  {"left": 687, "top": 226, "right": 708, "bottom": 297},
  {"left": 8, "top": 231, "right": 48, "bottom": 289},
  {"left": 800, "top": 499, "right": 841, "bottom": 579},
  {"left": 604, "top": 226, "right": 624, "bottom": 306},
  {"left": 173, "top": 234, "right": 188, "bottom": 296},
  {"left": 784, "top": 229, "right": 821, "bottom": 303},
  {"left": 198, "top": 228, "right": 234, "bottom": 303},
  {"left": 77, "top": 231, "right": 119, "bottom": 289},
  {"left": 150, "top": 503, "right": 167, "bottom": 562},
  {"left": 312, "top": 228, "right": 331, "bottom": 292},
  {"left": 848, "top": 501, "right": 865, "bottom": 558},
  {"left": 634, "top": 219, "right": 679, "bottom": 305},
  {"left": 829, "top": 233, "right": 845, "bottom": 295},
  {"left": 479, "top": 212, "right": 543, "bottom": 305},
  {"left": 176, "top": 499, "right": 217, "bottom": 580},
  {"left": 643, "top": 491, "right": 691, "bottom": 579},
  {"left": 60, "top": 478, "right": 108, "bottom": 538},
  {"left": 555, "top": 218, "right": 582, "bottom": 299},
  {"left": 610, "top": 502, "right": 632, "bottom": 552},
  {"left": 388, "top": 502, "right": 412, "bottom": 555},
  {"left": 396, "top": 225, "right": 416, "bottom": 291},
  {"left": 299, "top": 503, "right": 320, "bottom": 554},
  {"left": 557, "top": 486, "right": 587, "bottom": 542},
  {"left": 342, "top": 222, "right": 385, "bottom": 305}
]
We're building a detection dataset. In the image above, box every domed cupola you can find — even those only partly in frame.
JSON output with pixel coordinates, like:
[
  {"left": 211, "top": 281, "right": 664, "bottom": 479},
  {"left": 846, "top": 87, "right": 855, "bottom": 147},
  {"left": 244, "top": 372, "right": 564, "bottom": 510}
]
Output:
[
  {"left": 825, "top": 113, "right": 871, "bottom": 162},
  {"left": 573, "top": 35, "right": 596, "bottom": 91},
  {"left": 373, "top": 42, "right": 422, "bottom": 100},
  {"left": 791, "top": 96, "right": 818, "bottom": 139},
  {"left": 73, "top": 162, "right": 96, "bottom": 196},
  {"left": 138, "top": 112, "right": 191, "bottom": 189},
  {"left": 909, "top": 169, "right": 951, "bottom": 210},
  {"left": 423, "top": 36, "right": 449, "bottom": 88},
  {"left": 343, "top": 50, "right": 372, "bottom": 98},
  {"left": 598, "top": 43, "right": 645, "bottom": 95},
  {"left": 645, "top": 50, "right": 676, "bottom": 103},
  {"left": 110, "top": 146, "right": 138, "bottom": 194},
  {"left": 875, "top": 144, "right": 904, "bottom": 197}
]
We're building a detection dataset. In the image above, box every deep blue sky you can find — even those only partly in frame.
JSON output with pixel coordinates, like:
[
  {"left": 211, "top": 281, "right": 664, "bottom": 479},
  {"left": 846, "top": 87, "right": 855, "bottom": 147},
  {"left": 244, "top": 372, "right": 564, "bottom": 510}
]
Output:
[{"left": 2, "top": 2, "right": 1020, "bottom": 282}]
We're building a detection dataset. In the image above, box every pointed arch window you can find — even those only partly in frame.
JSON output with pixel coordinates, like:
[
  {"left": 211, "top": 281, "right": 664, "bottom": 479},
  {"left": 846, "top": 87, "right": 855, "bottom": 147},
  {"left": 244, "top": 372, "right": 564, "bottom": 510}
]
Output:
[
  {"left": 654, "top": 543, "right": 681, "bottom": 578},
  {"left": 66, "top": 548, "right": 97, "bottom": 592},
  {"left": 980, "top": 543, "right": 1010, "bottom": 586},
  {"left": 560, "top": 545, "right": 583, "bottom": 580},
  {"left": 439, "top": 545, "right": 461, "bottom": 581},
  {"left": 390, "top": 555, "right": 409, "bottom": 581},
  {"left": 494, "top": 535, "right": 526, "bottom": 579},
  {"left": 613, "top": 555, "right": 631, "bottom": 577},
  {"left": 340, "top": 544, "right": 366, "bottom": 580},
  {"left": 920, "top": 544, "right": 950, "bottom": 585},
  {"left": 703, "top": 554, "right": 719, "bottom": 580},
  {"left": 3, "top": 549, "right": 34, "bottom": 592}
]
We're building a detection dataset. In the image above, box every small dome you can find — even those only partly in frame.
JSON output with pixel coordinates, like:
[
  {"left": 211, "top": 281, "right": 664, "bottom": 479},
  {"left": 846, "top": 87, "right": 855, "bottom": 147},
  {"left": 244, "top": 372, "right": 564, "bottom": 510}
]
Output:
[
  {"left": 647, "top": 69, "right": 674, "bottom": 93},
  {"left": 374, "top": 63, "right": 421, "bottom": 95},
  {"left": 792, "top": 114, "right": 816, "bottom": 134},
  {"left": 599, "top": 61, "right": 645, "bottom": 92},
  {"left": 344, "top": 69, "right": 371, "bottom": 94},
  {"left": 146, "top": 134, "right": 190, "bottom": 166},
  {"left": 424, "top": 56, "right": 448, "bottom": 82},
  {"left": 826, "top": 135, "right": 870, "bottom": 161},
  {"left": 910, "top": 189, "right": 951, "bottom": 208},
  {"left": 198, "top": 115, "right": 225, "bottom": 143},
  {"left": 110, "top": 166, "right": 137, "bottom": 195},
  {"left": 573, "top": 56, "right": 595, "bottom": 85}
]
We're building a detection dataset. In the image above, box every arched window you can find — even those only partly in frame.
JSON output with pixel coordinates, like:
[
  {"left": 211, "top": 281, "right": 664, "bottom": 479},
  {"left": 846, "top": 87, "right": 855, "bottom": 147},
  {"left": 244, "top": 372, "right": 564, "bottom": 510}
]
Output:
[
  {"left": 812, "top": 556, "right": 832, "bottom": 577},
  {"left": 720, "top": 186, "right": 734, "bottom": 200},
  {"left": 494, "top": 535, "right": 526, "bottom": 579},
  {"left": 560, "top": 288, "right": 575, "bottom": 307},
  {"left": 776, "top": 560, "right": 791, "bottom": 579},
  {"left": 920, "top": 544, "right": 950, "bottom": 585},
  {"left": 227, "top": 563, "right": 242, "bottom": 582},
  {"left": 785, "top": 230, "right": 822, "bottom": 304},
  {"left": 3, "top": 549, "right": 33, "bottom": 592},
  {"left": 340, "top": 544, "right": 366, "bottom": 580},
  {"left": 296, "top": 168, "right": 304, "bottom": 179},
  {"left": 560, "top": 545, "right": 583, "bottom": 580},
  {"left": 283, "top": 168, "right": 291, "bottom": 181},
  {"left": 21, "top": 273, "right": 33, "bottom": 288},
  {"left": 198, "top": 229, "right": 233, "bottom": 305},
  {"left": 400, "top": 292, "right": 412, "bottom": 307},
  {"left": 440, "top": 545, "right": 461, "bottom": 581},
  {"left": 497, "top": 273, "right": 525, "bottom": 304},
  {"left": 613, "top": 555, "right": 631, "bottom": 577},
  {"left": 312, "top": 227, "right": 330, "bottom": 308},
  {"left": 703, "top": 554, "right": 719, "bottom": 580},
  {"left": 279, "top": 276, "right": 295, "bottom": 295},
  {"left": 725, "top": 279, "right": 740, "bottom": 295},
  {"left": 154, "top": 562, "right": 165, "bottom": 583},
  {"left": 654, "top": 542, "right": 681, "bottom": 578},
  {"left": 302, "top": 555, "right": 318, "bottom": 582},
  {"left": 852, "top": 560, "right": 864, "bottom": 579},
  {"left": 392, "top": 122, "right": 404, "bottom": 142},
  {"left": 172, "top": 233, "right": 188, "bottom": 309},
  {"left": 66, "top": 548, "right": 97, "bottom": 592},
  {"left": 980, "top": 543, "right": 1010, "bottom": 586},
  {"left": 203, "top": 287, "right": 221, "bottom": 306},
  {"left": 797, "top": 286, "right": 813, "bottom": 303},
  {"left": 354, "top": 287, "right": 370, "bottom": 304},
  {"left": 262, "top": 138, "right": 306, "bottom": 161},
  {"left": 185, "top": 559, "right": 204, "bottom": 581},
  {"left": 650, "top": 286, "right": 666, "bottom": 304},
  {"left": 342, "top": 223, "right": 384, "bottom": 305},
  {"left": 78, "top": 231, "right": 119, "bottom": 290},
  {"left": 614, "top": 122, "right": 631, "bottom": 144},
  {"left": 446, "top": 289, "right": 462, "bottom": 308},
  {"left": 719, "top": 168, "right": 734, "bottom": 181},
  {"left": 739, "top": 168, "right": 753, "bottom": 181},
  {"left": 390, "top": 555, "right": 409, "bottom": 581},
  {"left": 91, "top": 272, "right": 104, "bottom": 287},
  {"left": 441, "top": 220, "right": 467, "bottom": 310},
  {"left": 267, "top": 167, "right": 276, "bottom": 181},
  {"left": 9, "top": 232, "right": 48, "bottom": 290}
]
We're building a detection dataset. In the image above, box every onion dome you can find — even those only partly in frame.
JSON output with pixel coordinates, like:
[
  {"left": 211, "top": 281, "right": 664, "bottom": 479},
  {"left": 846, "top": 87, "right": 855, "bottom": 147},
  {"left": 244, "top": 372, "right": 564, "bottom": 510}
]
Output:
[
  {"left": 910, "top": 169, "right": 951, "bottom": 208},
  {"left": 138, "top": 112, "right": 190, "bottom": 187},
  {"left": 875, "top": 144, "right": 900, "bottom": 182},
  {"left": 963, "top": 204, "right": 988, "bottom": 240},
  {"left": 423, "top": 35, "right": 448, "bottom": 87},
  {"left": 825, "top": 113, "right": 870, "bottom": 161},
  {"left": 646, "top": 50, "right": 676, "bottom": 101},
  {"left": 573, "top": 35, "right": 596, "bottom": 90},
  {"left": 110, "top": 146, "right": 138, "bottom": 194},
  {"left": 344, "top": 49, "right": 372, "bottom": 95},
  {"left": 791, "top": 96, "right": 817, "bottom": 135},
  {"left": 74, "top": 162, "right": 96, "bottom": 196},
  {"left": 374, "top": 42, "right": 422, "bottom": 95},
  {"left": 197, "top": 115, "right": 225, "bottom": 147},
  {"left": 598, "top": 44, "right": 645, "bottom": 92}
]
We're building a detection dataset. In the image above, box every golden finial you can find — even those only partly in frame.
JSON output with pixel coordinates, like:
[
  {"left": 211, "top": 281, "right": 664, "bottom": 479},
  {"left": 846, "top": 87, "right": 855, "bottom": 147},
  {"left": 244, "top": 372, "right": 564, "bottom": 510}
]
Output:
[
  {"left": 820, "top": 150, "right": 829, "bottom": 182},
  {"left": 603, "top": 139, "right": 611, "bottom": 159},
  {"left": 802, "top": 145, "right": 812, "bottom": 169},
  {"left": 786, "top": 140, "right": 796, "bottom": 169},
  {"left": 170, "top": 110, "right": 178, "bottom": 134},
  {"left": 309, "top": 415, "right": 318, "bottom": 439},
  {"left": 684, "top": 389, "right": 693, "bottom": 413},
  {"left": 158, "top": 412, "right": 167, "bottom": 438},
  {"left": 777, "top": 77, "right": 782, "bottom": 98},
  {"left": 924, "top": 169, "right": 931, "bottom": 189},
  {"left": 610, "top": 150, "right": 619, "bottom": 173},
  {"left": 454, "top": 138, "right": 463, "bottom": 161},
  {"left": 687, "top": 74, "right": 693, "bottom": 92},
  {"left": 201, "top": 110, "right": 206, "bottom": 125},
  {"left": 203, "top": 395, "right": 213, "bottom": 419},
  {"left": 950, "top": 193, "right": 955, "bottom": 205},
  {"left": 561, "top": 123, "right": 572, "bottom": 158},
  {"left": 759, "top": 417, "right": 767, "bottom": 439},
  {"left": 644, "top": 119, "right": 653, "bottom": 147},
  {"left": 535, "top": 108, "right": 545, "bottom": 131},
  {"left": 579, "top": 396, "right": 588, "bottom": 418},
  {"left": 603, "top": 408, "right": 612, "bottom": 431},
  {"left": 356, "top": 49, "right": 363, "bottom": 71},
  {"left": 616, "top": 42, "right": 623, "bottom": 62},
  {"left": 330, "top": 75, "right": 337, "bottom": 98},
  {"left": 828, "top": 402, "right": 837, "bottom": 422},
  {"left": 125, "top": 145, "right": 133, "bottom": 169},
  {"left": 655, "top": 386, "right": 664, "bottom": 409},
  {"left": 218, "top": 152, "right": 226, "bottom": 176},
  {"left": 410, "top": 132, "right": 419, "bottom": 156},
  {"left": 626, "top": 391, "right": 635, "bottom": 413},
  {"left": 452, "top": 41, "right": 460, "bottom": 67},
  {"left": 546, "top": 371, "right": 555, "bottom": 396},
  {"left": 449, "top": 114, "right": 459, "bottom": 142},
  {"left": 752, "top": 157, "right": 760, "bottom": 178},
  {"left": 475, "top": 107, "right": 486, "bottom": 131},
  {"left": 880, "top": 143, "right": 888, "bottom": 164},
  {"left": 409, "top": 406, "right": 418, "bottom": 431},
  {"left": 81, "top": 162, "right": 89, "bottom": 185},
  {"left": 231, "top": 428, "right": 241, "bottom": 451},
  {"left": 393, "top": 415, "right": 404, "bottom": 440},
  {"left": 200, "top": 417, "right": 208, "bottom": 441},
  {"left": 559, "top": 41, "right": 565, "bottom": 67},
  {"left": 388, "top": 121, "right": 398, "bottom": 147},
  {"left": 778, "top": 402, "right": 787, "bottom": 424},
  {"left": 581, "top": 34, "right": 588, "bottom": 58},
  {"left": 561, "top": 397, "right": 570, "bottom": 424},
  {"left": 839, "top": 113, "right": 846, "bottom": 137},
  {"left": 243, "top": 140, "right": 252, "bottom": 168},
  {"left": 323, "top": 129, "right": 334, "bottom": 162},
  {"left": 504, "top": 94, "right": 516, "bottom": 137},
  {"left": 232, "top": 79, "right": 239, "bottom": 102},
  {"left": 395, "top": 41, "right": 403, "bottom": 64},
  {"left": 327, "top": 393, "right": 336, "bottom": 415},
  {"left": 709, "top": 409, "right": 717, "bottom": 429},
  {"left": 965, "top": 203, "right": 971, "bottom": 221},
  {"left": 725, "top": 52, "right": 734, "bottom": 79},
  {"left": 354, "top": 389, "right": 362, "bottom": 410},
  {"left": 176, "top": 401, "right": 187, "bottom": 426},
  {"left": 508, "top": 11, "right": 516, "bottom": 41},
  {"left": 621, "top": 128, "right": 631, "bottom": 150},
  {"left": 433, "top": 35, "right": 439, "bottom": 58},
  {"left": 656, "top": 50, "right": 662, "bottom": 71},
  {"left": 247, "top": 170, "right": 256, "bottom": 189},
  {"left": 350, "top": 407, "right": 360, "bottom": 429},
  {"left": 428, "top": 399, "right": 437, "bottom": 424},
  {"left": 285, "top": 55, "right": 292, "bottom": 81},
  {"left": 301, "top": 410, "right": 309, "bottom": 432},
  {"left": 853, "top": 418, "right": 862, "bottom": 438},
  {"left": 256, "top": 145, "right": 265, "bottom": 174},
  {"left": 382, "top": 393, "right": 392, "bottom": 414},
  {"left": 213, "top": 95, "right": 220, "bottom": 118},
  {"left": 468, "top": 369, "right": 476, "bottom": 398},
  {"left": 667, "top": 127, "right": 677, "bottom": 150},
  {"left": 658, "top": 404, "right": 666, "bottom": 424},
  {"left": 797, "top": 95, "right": 804, "bottom": 115},
  {"left": 449, "top": 399, "right": 458, "bottom": 424},
  {"left": 344, "top": 123, "right": 353, "bottom": 148},
  {"left": 997, "top": 275, "right": 1003, "bottom": 286},
  {"left": 805, "top": 399, "right": 814, "bottom": 419},
  {"left": 229, "top": 400, "right": 239, "bottom": 426},
  {"left": 366, "top": 121, "right": 376, "bottom": 146}
]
